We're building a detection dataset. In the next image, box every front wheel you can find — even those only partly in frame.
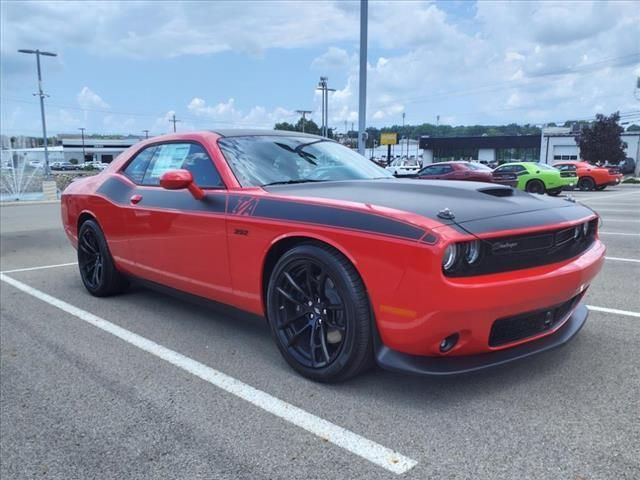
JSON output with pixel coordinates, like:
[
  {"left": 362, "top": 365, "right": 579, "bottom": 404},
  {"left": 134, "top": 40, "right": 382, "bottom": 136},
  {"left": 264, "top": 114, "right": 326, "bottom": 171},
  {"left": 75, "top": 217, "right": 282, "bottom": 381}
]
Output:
[
  {"left": 266, "top": 243, "right": 373, "bottom": 382},
  {"left": 78, "top": 220, "right": 128, "bottom": 297},
  {"left": 525, "top": 179, "right": 545, "bottom": 194}
]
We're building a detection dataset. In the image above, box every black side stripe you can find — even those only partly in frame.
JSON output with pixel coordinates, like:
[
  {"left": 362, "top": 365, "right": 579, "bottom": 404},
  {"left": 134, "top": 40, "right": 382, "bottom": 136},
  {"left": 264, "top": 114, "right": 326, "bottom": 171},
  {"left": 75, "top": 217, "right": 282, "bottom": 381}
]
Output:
[{"left": 97, "top": 176, "right": 426, "bottom": 241}]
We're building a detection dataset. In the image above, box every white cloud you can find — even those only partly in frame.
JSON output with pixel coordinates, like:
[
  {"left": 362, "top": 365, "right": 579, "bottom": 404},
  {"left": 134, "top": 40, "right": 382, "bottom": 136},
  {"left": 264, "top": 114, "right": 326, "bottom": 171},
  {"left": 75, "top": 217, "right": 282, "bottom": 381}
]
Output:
[
  {"left": 187, "top": 97, "right": 296, "bottom": 128},
  {"left": 311, "top": 47, "right": 353, "bottom": 71},
  {"left": 77, "top": 87, "right": 110, "bottom": 110}
]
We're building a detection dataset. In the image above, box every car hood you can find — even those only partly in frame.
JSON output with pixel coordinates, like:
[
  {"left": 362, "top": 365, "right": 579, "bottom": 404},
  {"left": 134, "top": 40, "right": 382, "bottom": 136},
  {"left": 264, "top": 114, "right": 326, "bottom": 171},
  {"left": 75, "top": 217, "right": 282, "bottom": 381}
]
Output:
[{"left": 264, "top": 179, "right": 595, "bottom": 234}]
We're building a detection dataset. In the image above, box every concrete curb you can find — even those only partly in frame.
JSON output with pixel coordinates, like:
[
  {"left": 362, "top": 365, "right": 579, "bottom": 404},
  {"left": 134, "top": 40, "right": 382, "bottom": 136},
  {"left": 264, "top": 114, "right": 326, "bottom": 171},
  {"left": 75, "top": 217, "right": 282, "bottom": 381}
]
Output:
[{"left": 1, "top": 200, "right": 61, "bottom": 207}]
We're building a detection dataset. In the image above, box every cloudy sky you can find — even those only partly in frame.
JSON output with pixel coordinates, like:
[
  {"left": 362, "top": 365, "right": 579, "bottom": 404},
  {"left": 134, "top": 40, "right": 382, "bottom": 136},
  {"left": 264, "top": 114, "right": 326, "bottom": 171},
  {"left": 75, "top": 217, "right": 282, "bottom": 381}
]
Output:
[{"left": 1, "top": 0, "right": 639, "bottom": 137}]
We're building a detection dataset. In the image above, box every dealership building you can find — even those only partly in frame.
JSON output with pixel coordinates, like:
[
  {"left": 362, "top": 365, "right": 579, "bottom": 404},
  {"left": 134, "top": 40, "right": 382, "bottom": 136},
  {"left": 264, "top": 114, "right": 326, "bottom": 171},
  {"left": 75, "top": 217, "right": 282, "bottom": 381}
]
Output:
[
  {"left": 57, "top": 136, "right": 141, "bottom": 164},
  {"left": 419, "top": 128, "right": 640, "bottom": 167}
]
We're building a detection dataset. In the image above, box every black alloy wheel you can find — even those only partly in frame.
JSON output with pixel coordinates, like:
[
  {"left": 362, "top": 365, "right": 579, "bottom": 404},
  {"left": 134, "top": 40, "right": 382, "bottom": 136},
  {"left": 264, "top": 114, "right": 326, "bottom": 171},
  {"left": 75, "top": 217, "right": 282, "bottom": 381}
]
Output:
[
  {"left": 267, "top": 243, "right": 373, "bottom": 382},
  {"left": 578, "top": 177, "right": 595, "bottom": 191},
  {"left": 525, "top": 179, "right": 545, "bottom": 194},
  {"left": 78, "top": 220, "right": 128, "bottom": 297},
  {"left": 79, "top": 227, "right": 103, "bottom": 290}
]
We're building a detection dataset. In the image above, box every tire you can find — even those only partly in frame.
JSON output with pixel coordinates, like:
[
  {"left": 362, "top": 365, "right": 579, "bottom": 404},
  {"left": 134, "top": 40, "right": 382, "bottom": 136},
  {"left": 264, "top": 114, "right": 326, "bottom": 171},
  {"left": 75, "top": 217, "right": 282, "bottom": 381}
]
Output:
[
  {"left": 525, "top": 179, "right": 545, "bottom": 194},
  {"left": 578, "top": 177, "right": 595, "bottom": 191},
  {"left": 77, "top": 219, "right": 128, "bottom": 297},
  {"left": 595, "top": 185, "right": 607, "bottom": 191},
  {"left": 547, "top": 188, "right": 562, "bottom": 196},
  {"left": 266, "top": 243, "right": 373, "bottom": 382}
]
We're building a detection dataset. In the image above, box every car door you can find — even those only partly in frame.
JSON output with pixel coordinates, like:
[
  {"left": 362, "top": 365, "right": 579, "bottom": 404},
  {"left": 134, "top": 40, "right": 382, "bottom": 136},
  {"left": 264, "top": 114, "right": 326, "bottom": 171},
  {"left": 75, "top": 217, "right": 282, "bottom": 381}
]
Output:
[
  {"left": 121, "top": 141, "right": 232, "bottom": 303},
  {"left": 438, "top": 164, "right": 456, "bottom": 180}
]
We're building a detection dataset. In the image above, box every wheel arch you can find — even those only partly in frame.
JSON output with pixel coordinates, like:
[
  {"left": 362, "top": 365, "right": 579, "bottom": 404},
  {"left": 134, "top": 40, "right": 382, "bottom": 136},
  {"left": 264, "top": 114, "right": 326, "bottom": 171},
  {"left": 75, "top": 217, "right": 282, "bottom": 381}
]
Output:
[
  {"left": 77, "top": 210, "right": 98, "bottom": 233},
  {"left": 260, "top": 233, "right": 363, "bottom": 316}
]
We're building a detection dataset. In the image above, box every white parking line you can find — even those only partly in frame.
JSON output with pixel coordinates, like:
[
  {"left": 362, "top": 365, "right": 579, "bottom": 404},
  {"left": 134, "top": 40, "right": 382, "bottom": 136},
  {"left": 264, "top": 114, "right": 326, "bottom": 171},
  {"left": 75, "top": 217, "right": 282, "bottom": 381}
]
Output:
[
  {"left": 592, "top": 209, "right": 639, "bottom": 214},
  {"left": 588, "top": 305, "right": 640, "bottom": 318},
  {"left": 577, "top": 191, "right": 640, "bottom": 202},
  {"left": 598, "top": 232, "right": 640, "bottom": 236},
  {"left": 0, "top": 273, "right": 417, "bottom": 475},
  {"left": 605, "top": 256, "right": 640, "bottom": 263},
  {"left": 0, "top": 262, "right": 77, "bottom": 274}
]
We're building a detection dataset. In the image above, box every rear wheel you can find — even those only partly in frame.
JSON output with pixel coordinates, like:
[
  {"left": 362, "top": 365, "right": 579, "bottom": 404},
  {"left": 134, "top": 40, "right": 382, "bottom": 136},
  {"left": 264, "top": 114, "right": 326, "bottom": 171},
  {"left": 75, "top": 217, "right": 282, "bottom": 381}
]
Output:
[
  {"left": 578, "top": 177, "right": 595, "bottom": 191},
  {"left": 525, "top": 179, "right": 545, "bottom": 194},
  {"left": 78, "top": 220, "right": 128, "bottom": 297},
  {"left": 266, "top": 243, "right": 373, "bottom": 382}
]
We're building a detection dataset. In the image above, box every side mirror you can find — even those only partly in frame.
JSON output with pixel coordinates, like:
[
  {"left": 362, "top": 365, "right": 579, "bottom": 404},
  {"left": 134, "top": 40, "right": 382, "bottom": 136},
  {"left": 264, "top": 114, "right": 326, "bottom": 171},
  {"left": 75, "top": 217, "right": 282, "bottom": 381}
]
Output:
[{"left": 159, "top": 169, "right": 205, "bottom": 200}]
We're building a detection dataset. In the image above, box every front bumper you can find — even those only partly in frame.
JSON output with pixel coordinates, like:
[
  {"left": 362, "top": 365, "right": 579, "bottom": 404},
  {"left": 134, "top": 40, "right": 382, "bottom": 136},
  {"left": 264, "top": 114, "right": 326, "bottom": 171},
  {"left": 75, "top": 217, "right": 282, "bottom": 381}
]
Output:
[{"left": 376, "top": 303, "right": 588, "bottom": 375}]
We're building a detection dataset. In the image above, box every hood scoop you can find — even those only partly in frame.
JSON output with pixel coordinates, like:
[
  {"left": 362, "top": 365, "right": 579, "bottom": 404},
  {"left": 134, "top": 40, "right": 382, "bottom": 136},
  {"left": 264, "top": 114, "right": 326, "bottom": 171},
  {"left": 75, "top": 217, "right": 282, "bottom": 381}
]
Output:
[{"left": 477, "top": 186, "right": 514, "bottom": 197}]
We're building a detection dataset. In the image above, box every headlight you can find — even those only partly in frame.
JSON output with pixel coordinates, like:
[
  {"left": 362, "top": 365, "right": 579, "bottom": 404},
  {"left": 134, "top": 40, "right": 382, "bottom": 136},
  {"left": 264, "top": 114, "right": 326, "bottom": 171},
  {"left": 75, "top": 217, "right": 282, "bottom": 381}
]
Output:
[
  {"left": 464, "top": 240, "right": 481, "bottom": 264},
  {"left": 582, "top": 222, "right": 589, "bottom": 237},
  {"left": 442, "top": 244, "right": 458, "bottom": 271},
  {"left": 573, "top": 226, "right": 581, "bottom": 239}
]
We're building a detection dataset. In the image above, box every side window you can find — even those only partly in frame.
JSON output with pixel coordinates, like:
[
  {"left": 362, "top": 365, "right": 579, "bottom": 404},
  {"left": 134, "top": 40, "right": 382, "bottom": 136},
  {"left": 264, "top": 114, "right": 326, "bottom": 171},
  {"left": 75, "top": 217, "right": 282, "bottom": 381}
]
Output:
[
  {"left": 513, "top": 165, "right": 527, "bottom": 175},
  {"left": 440, "top": 165, "right": 453, "bottom": 174},
  {"left": 123, "top": 146, "right": 157, "bottom": 183},
  {"left": 142, "top": 143, "right": 223, "bottom": 188},
  {"left": 495, "top": 165, "right": 510, "bottom": 173},
  {"left": 420, "top": 165, "right": 439, "bottom": 176}
]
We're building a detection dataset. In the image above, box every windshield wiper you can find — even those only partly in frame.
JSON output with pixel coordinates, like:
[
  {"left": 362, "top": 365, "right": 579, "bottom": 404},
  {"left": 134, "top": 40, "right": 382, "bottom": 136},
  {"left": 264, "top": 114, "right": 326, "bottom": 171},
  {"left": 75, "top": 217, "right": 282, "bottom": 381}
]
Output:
[{"left": 262, "top": 179, "right": 328, "bottom": 187}]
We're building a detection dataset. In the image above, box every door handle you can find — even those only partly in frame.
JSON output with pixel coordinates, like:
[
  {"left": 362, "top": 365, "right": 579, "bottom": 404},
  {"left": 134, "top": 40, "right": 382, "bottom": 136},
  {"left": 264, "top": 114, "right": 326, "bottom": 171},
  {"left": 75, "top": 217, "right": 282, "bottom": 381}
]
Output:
[{"left": 130, "top": 194, "right": 142, "bottom": 205}]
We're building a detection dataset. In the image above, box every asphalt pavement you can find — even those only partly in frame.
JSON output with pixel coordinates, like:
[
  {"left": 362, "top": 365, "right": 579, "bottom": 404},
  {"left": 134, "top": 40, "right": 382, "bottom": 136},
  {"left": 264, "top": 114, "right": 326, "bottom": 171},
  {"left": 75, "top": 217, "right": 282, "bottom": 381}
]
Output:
[{"left": 1, "top": 185, "right": 639, "bottom": 480}]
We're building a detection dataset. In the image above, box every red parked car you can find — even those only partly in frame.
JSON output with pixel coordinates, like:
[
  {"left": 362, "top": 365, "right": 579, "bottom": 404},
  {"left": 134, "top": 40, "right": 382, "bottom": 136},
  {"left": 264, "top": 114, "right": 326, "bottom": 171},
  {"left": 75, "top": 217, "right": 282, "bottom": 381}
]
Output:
[
  {"left": 417, "top": 161, "right": 518, "bottom": 187},
  {"left": 61, "top": 131, "right": 604, "bottom": 382},
  {"left": 553, "top": 161, "right": 623, "bottom": 191}
]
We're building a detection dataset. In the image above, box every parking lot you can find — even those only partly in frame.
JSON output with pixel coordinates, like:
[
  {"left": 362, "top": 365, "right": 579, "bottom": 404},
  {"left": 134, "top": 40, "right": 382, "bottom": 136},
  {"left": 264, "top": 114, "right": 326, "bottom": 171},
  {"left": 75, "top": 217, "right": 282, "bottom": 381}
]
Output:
[{"left": 1, "top": 185, "right": 638, "bottom": 479}]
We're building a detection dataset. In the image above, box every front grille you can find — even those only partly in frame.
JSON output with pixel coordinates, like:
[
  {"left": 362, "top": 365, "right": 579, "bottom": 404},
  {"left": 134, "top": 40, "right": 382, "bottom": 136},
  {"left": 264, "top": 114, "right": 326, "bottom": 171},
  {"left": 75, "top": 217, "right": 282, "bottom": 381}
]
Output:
[
  {"left": 445, "top": 219, "right": 597, "bottom": 277},
  {"left": 489, "top": 293, "right": 584, "bottom": 347}
]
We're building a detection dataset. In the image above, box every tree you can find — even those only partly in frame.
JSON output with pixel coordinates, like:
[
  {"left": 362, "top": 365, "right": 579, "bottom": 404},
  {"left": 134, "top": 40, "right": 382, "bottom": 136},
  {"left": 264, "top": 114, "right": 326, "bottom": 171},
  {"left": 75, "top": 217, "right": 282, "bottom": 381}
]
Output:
[
  {"left": 626, "top": 124, "right": 640, "bottom": 132},
  {"left": 576, "top": 112, "right": 627, "bottom": 165}
]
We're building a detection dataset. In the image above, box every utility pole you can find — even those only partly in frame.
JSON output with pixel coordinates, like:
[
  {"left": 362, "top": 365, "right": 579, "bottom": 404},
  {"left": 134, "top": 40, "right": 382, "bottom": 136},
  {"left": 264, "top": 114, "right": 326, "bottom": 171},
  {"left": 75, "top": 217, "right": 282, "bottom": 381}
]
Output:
[
  {"left": 317, "top": 77, "right": 335, "bottom": 137},
  {"left": 18, "top": 48, "right": 57, "bottom": 176},
  {"left": 401, "top": 112, "right": 405, "bottom": 157},
  {"left": 169, "top": 114, "right": 181, "bottom": 133},
  {"left": 295, "top": 110, "right": 312, "bottom": 133},
  {"left": 78, "top": 127, "right": 86, "bottom": 163},
  {"left": 357, "top": 0, "right": 368, "bottom": 155},
  {"left": 142, "top": 130, "right": 149, "bottom": 139}
]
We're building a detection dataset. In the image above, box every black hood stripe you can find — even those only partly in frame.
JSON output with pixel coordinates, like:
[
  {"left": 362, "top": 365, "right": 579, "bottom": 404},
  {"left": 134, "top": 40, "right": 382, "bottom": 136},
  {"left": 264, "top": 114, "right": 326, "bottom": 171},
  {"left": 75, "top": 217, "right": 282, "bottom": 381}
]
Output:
[{"left": 96, "top": 176, "right": 427, "bottom": 242}]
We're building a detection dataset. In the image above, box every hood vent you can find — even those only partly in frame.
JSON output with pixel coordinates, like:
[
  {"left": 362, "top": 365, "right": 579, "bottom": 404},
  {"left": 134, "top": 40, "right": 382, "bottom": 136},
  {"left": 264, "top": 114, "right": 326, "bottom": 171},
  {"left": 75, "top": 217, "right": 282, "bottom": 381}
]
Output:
[{"left": 477, "top": 186, "right": 514, "bottom": 197}]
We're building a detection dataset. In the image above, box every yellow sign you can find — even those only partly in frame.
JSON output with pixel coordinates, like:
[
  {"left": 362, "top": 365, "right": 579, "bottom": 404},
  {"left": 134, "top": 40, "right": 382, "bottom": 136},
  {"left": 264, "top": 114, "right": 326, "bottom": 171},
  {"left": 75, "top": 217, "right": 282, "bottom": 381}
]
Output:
[{"left": 380, "top": 132, "right": 398, "bottom": 145}]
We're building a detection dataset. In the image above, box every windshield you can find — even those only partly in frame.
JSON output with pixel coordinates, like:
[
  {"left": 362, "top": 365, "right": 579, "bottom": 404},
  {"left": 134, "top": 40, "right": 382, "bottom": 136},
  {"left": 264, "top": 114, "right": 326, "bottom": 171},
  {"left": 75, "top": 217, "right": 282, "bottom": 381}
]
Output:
[
  {"left": 218, "top": 136, "right": 392, "bottom": 187},
  {"left": 467, "top": 162, "right": 492, "bottom": 171}
]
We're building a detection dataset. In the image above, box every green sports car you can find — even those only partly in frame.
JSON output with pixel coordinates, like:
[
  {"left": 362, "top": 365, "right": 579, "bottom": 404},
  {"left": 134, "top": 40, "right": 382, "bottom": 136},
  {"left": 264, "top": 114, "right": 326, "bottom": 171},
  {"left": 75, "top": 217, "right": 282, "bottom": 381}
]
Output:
[{"left": 493, "top": 162, "right": 576, "bottom": 196}]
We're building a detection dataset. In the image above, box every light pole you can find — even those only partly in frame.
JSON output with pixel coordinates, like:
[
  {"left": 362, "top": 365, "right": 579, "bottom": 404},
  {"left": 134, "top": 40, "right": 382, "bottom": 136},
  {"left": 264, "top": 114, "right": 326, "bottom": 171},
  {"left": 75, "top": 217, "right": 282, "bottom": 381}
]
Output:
[
  {"left": 317, "top": 77, "right": 335, "bottom": 137},
  {"left": 142, "top": 130, "right": 149, "bottom": 139},
  {"left": 18, "top": 48, "right": 57, "bottom": 176},
  {"left": 78, "top": 127, "right": 86, "bottom": 163},
  {"left": 358, "top": 0, "right": 368, "bottom": 155},
  {"left": 295, "top": 110, "right": 312, "bottom": 133}
]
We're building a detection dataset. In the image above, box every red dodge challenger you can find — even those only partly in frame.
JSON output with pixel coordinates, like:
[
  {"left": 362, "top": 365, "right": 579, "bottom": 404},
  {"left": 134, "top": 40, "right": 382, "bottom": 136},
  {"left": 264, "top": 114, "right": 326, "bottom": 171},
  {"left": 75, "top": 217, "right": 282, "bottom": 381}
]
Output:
[
  {"left": 61, "top": 130, "right": 605, "bottom": 382},
  {"left": 415, "top": 161, "right": 519, "bottom": 187}
]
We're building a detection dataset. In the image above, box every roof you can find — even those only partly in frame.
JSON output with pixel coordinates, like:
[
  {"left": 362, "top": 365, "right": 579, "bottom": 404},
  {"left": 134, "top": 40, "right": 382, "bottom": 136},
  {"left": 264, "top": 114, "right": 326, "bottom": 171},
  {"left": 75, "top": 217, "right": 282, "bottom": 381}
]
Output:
[{"left": 210, "top": 129, "right": 324, "bottom": 139}]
